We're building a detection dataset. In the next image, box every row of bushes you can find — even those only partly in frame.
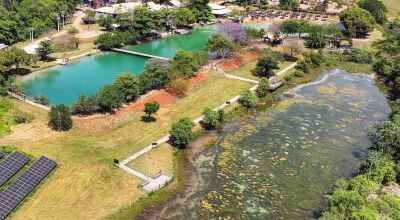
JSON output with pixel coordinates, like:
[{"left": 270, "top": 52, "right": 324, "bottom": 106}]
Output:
[{"left": 71, "top": 50, "right": 207, "bottom": 115}]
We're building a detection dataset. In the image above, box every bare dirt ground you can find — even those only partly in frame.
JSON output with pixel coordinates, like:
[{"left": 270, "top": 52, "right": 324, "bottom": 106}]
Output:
[{"left": 219, "top": 51, "right": 260, "bottom": 72}]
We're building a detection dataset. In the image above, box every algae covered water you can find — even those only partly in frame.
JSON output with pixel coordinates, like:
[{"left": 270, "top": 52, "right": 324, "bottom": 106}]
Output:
[{"left": 153, "top": 70, "right": 390, "bottom": 219}]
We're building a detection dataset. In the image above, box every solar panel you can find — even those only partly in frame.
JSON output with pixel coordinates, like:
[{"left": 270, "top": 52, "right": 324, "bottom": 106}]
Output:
[
  {"left": 0, "top": 152, "right": 30, "bottom": 187},
  {"left": 0, "top": 156, "right": 56, "bottom": 220}
]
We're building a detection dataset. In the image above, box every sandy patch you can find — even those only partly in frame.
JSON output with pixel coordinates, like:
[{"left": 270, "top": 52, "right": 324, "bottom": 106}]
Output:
[
  {"left": 316, "top": 85, "right": 337, "bottom": 95},
  {"left": 219, "top": 51, "right": 260, "bottom": 72}
]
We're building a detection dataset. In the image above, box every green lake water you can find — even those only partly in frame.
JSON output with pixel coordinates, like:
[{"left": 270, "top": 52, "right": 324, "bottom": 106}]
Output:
[
  {"left": 152, "top": 70, "right": 390, "bottom": 219},
  {"left": 20, "top": 28, "right": 216, "bottom": 106}
]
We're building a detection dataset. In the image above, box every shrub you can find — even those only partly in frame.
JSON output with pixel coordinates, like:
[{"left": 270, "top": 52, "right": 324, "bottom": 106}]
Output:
[
  {"left": 283, "top": 73, "right": 294, "bottom": 82},
  {"left": 34, "top": 95, "right": 50, "bottom": 106},
  {"left": 169, "top": 117, "right": 195, "bottom": 148},
  {"left": 48, "top": 104, "right": 73, "bottom": 131},
  {"left": 71, "top": 95, "right": 98, "bottom": 115},
  {"left": 97, "top": 85, "right": 124, "bottom": 111},
  {"left": 202, "top": 107, "right": 219, "bottom": 129},
  {"left": 238, "top": 89, "right": 259, "bottom": 108},
  {"left": 339, "top": 7, "right": 375, "bottom": 38},
  {"left": 255, "top": 78, "right": 270, "bottom": 98},
  {"left": 67, "top": 26, "right": 79, "bottom": 34},
  {"left": 13, "top": 110, "right": 33, "bottom": 124},
  {"left": 166, "top": 79, "right": 189, "bottom": 97},
  {"left": 293, "top": 70, "right": 305, "bottom": 77},
  {"left": 217, "top": 109, "right": 224, "bottom": 122},
  {"left": 347, "top": 48, "right": 374, "bottom": 64}
]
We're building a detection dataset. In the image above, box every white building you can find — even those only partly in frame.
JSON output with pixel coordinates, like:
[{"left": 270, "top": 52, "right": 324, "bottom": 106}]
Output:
[{"left": 207, "top": 3, "right": 231, "bottom": 16}]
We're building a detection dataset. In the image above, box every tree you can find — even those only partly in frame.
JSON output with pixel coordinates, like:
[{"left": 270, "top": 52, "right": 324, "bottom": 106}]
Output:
[
  {"left": 339, "top": 7, "right": 375, "bottom": 38},
  {"left": 130, "top": 6, "right": 158, "bottom": 37},
  {"left": 305, "top": 31, "right": 328, "bottom": 48},
  {"left": 71, "top": 95, "right": 98, "bottom": 115},
  {"left": 218, "top": 22, "right": 247, "bottom": 44},
  {"left": 189, "top": 0, "right": 212, "bottom": 22},
  {"left": 205, "top": 34, "right": 238, "bottom": 59},
  {"left": 83, "top": 9, "right": 96, "bottom": 24},
  {"left": 280, "top": 19, "right": 310, "bottom": 37},
  {"left": 139, "top": 58, "right": 171, "bottom": 91},
  {"left": 238, "top": 89, "right": 259, "bottom": 108},
  {"left": 244, "top": 26, "right": 265, "bottom": 42},
  {"left": 144, "top": 101, "right": 160, "bottom": 118},
  {"left": 252, "top": 57, "right": 279, "bottom": 78},
  {"left": 114, "top": 73, "right": 141, "bottom": 101},
  {"left": 325, "top": 190, "right": 365, "bottom": 217},
  {"left": 282, "top": 38, "right": 304, "bottom": 58},
  {"left": 255, "top": 78, "right": 270, "bottom": 97},
  {"left": 169, "top": 117, "right": 195, "bottom": 148},
  {"left": 202, "top": 107, "right": 219, "bottom": 129},
  {"left": 279, "top": 0, "right": 300, "bottom": 10},
  {"left": 97, "top": 85, "right": 125, "bottom": 111},
  {"left": 173, "top": 7, "right": 196, "bottom": 27},
  {"left": 36, "top": 40, "right": 56, "bottom": 60},
  {"left": 98, "top": 15, "right": 114, "bottom": 31},
  {"left": 170, "top": 51, "right": 200, "bottom": 76},
  {"left": 358, "top": 0, "right": 388, "bottom": 24},
  {"left": 6, "top": 47, "right": 31, "bottom": 71},
  {"left": 95, "top": 32, "right": 124, "bottom": 50},
  {"left": 48, "top": 104, "right": 73, "bottom": 131}
]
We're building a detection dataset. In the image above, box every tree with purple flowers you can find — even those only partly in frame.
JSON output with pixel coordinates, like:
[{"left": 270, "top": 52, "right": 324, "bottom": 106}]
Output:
[{"left": 218, "top": 21, "right": 247, "bottom": 44}]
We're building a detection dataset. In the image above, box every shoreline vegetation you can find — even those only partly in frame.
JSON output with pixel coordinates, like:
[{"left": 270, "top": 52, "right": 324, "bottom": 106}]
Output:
[{"left": 106, "top": 58, "right": 376, "bottom": 219}]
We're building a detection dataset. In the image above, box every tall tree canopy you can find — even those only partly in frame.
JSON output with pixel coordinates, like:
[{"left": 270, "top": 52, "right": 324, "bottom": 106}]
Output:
[
  {"left": 339, "top": 7, "right": 375, "bottom": 38},
  {"left": 358, "top": 0, "right": 388, "bottom": 24}
]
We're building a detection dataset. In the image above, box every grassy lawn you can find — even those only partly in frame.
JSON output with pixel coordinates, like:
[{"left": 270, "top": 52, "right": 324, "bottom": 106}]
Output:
[
  {"left": 228, "top": 59, "right": 294, "bottom": 81},
  {"left": 352, "top": 28, "right": 383, "bottom": 49},
  {"left": 51, "top": 42, "right": 95, "bottom": 59},
  {"left": 0, "top": 75, "right": 252, "bottom": 220},
  {"left": 383, "top": 0, "right": 400, "bottom": 19}
]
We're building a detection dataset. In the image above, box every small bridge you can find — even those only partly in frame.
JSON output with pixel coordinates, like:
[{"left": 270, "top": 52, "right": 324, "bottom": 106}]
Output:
[{"left": 111, "top": 48, "right": 169, "bottom": 60}]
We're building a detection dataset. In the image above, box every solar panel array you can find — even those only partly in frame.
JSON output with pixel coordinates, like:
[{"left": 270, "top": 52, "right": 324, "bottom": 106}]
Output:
[
  {"left": 0, "top": 156, "right": 56, "bottom": 220},
  {"left": 0, "top": 152, "right": 30, "bottom": 187}
]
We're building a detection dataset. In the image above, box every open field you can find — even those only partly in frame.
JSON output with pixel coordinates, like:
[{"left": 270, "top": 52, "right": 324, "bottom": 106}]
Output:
[
  {"left": 383, "top": 0, "right": 400, "bottom": 19},
  {"left": 0, "top": 73, "right": 252, "bottom": 220}
]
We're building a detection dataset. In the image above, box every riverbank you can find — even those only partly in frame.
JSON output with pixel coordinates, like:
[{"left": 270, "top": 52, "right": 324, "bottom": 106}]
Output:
[
  {"left": 132, "top": 64, "right": 387, "bottom": 219},
  {"left": 105, "top": 58, "right": 368, "bottom": 219}
]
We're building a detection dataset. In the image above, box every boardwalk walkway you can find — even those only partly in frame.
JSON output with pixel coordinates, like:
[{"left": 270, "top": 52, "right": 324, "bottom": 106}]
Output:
[{"left": 111, "top": 48, "right": 169, "bottom": 60}]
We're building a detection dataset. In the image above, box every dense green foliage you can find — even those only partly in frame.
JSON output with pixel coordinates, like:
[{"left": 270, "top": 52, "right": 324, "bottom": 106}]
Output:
[
  {"left": 279, "top": 0, "right": 300, "bottom": 11},
  {"left": 114, "top": 73, "right": 141, "bottom": 101},
  {"left": 139, "top": 58, "right": 171, "bottom": 91},
  {"left": 33, "top": 95, "right": 50, "bottom": 106},
  {"left": 320, "top": 18, "right": 400, "bottom": 220},
  {"left": 48, "top": 104, "right": 73, "bottom": 131},
  {"left": 238, "top": 89, "right": 259, "bottom": 108},
  {"left": 252, "top": 57, "right": 279, "bottom": 78},
  {"left": 205, "top": 34, "right": 238, "bottom": 59},
  {"left": 339, "top": 7, "right": 375, "bottom": 38},
  {"left": 255, "top": 78, "right": 270, "bottom": 98},
  {"left": 71, "top": 95, "right": 98, "bottom": 115},
  {"left": 296, "top": 50, "right": 326, "bottom": 73},
  {"left": 37, "top": 40, "right": 56, "bottom": 60},
  {"left": 358, "top": 0, "right": 388, "bottom": 24},
  {"left": 170, "top": 51, "right": 200, "bottom": 76},
  {"left": 202, "top": 107, "right": 221, "bottom": 129},
  {"left": 144, "top": 101, "right": 160, "bottom": 118},
  {"left": 173, "top": 7, "right": 196, "bottom": 27},
  {"left": 97, "top": 85, "right": 124, "bottom": 111},
  {"left": 0, "top": 0, "right": 80, "bottom": 44},
  {"left": 280, "top": 19, "right": 310, "bottom": 37},
  {"left": 169, "top": 117, "right": 195, "bottom": 148},
  {"left": 188, "top": 0, "right": 212, "bottom": 22},
  {"left": 95, "top": 32, "right": 124, "bottom": 50}
]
